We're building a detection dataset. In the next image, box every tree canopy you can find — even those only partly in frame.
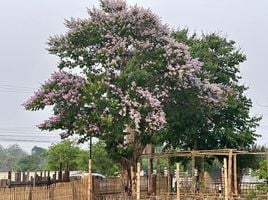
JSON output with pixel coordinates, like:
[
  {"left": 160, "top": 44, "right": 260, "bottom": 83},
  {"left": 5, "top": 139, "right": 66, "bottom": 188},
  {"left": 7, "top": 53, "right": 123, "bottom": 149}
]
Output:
[
  {"left": 14, "top": 146, "right": 47, "bottom": 171},
  {"left": 0, "top": 144, "right": 28, "bottom": 171},
  {"left": 165, "top": 30, "right": 261, "bottom": 150},
  {"left": 24, "top": 0, "right": 226, "bottom": 164},
  {"left": 45, "top": 140, "right": 118, "bottom": 176},
  {"left": 45, "top": 140, "right": 81, "bottom": 170}
]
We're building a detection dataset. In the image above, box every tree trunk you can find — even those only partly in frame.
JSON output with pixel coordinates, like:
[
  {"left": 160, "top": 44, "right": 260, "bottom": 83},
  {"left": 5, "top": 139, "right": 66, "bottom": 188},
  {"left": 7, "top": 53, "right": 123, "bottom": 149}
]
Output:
[
  {"left": 120, "top": 158, "right": 131, "bottom": 196},
  {"left": 119, "top": 143, "right": 145, "bottom": 196}
]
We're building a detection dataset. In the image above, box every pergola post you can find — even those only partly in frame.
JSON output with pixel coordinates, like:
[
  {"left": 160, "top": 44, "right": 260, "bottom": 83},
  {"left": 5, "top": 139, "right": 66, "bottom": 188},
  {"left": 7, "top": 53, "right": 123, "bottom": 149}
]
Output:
[
  {"left": 88, "top": 159, "right": 92, "bottom": 200},
  {"left": 233, "top": 154, "right": 238, "bottom": 196},
  {"left": 224, "top": 158, "right": 228, "bottom": 200},
  {"left": 228, "top": 150, "right": 233, "bottom": 198},
  {"left": 191, "top": 152, "right": 195, "bottom": 196},
  {"left": 137, "top": 162, "right": 141, "bottom": 200},
  {"left": 156, "top": 157, "right": 160, "bottom": 194},
  {"left": 176, "top": 163, "right": 180, "bottom": 200},
  {"left": 147, "top": 144, "right": 153, "bottom": 195},
  {"left": 201, "top": 155, "right": 205, "bottom": 193},
  {"left": 167, "top": 158, "right": 171, "bottom": 196}
]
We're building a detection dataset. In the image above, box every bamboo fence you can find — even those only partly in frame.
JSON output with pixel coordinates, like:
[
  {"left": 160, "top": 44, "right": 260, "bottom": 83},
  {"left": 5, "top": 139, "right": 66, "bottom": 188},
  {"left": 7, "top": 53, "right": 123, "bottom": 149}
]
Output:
[{"left": 0, "top": 178, "right": 88, "bottom": 200}]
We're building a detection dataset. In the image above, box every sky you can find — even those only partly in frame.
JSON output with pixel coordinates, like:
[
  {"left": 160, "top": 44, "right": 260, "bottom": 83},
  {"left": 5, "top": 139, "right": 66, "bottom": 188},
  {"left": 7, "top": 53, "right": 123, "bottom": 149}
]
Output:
[{"left": 0, "top": 0, "right": 267, "bottom": 152}]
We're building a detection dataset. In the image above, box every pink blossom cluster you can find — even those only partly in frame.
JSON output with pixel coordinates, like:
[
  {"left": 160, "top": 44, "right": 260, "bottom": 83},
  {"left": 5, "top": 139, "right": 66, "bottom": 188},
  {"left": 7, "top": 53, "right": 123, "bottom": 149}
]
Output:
[
  {"left": 24, "top": 71, "right": 85, "bottom": 110},
  {"left": 24, "top": 71, "right": 89, "bottom": 132},
  {"left": 100, "top": 0, "right": 127, "bottom": 11},
  {"left": 198, "top": 81, "right": 228, "bottom": 104},
  {"left": 136, "top": 87, "right": 166, "bottom": 131},
  {"left": 38, "top": 114, "right": 62, "bottom": 129},
  {"left": 106, "top": 81, "right": 166, "bottom": 136}
]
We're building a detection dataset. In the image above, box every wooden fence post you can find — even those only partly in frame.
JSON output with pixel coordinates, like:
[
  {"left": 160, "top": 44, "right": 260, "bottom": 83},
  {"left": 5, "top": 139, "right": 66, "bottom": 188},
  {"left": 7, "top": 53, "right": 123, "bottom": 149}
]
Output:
[
  {"left": 88, "top": 159, "right": 92, "bottom": 200},
  {"left": 59, "top": 162, "right": 63, "bottom": 182},
  {"left": 176, "top": 163, "right": 180, "bottom": 200},
  {"left": 8, "top": 171, "right": 11, "bottom": 187},
  {"left": 137, "top": 162, "right": 141, "bottom": 200},
  {"left": 224, "top": 158, "right": 228, "bottom": 200},
  {"left": 33, "top": 171, "right": 37, "bottom": 187}
]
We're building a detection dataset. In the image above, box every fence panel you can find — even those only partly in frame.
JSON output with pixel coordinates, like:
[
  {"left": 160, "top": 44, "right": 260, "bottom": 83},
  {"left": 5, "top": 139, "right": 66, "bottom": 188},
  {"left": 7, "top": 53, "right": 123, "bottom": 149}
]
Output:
[{"left": 0, "top": 178, "right": 89, "bottom": 200}]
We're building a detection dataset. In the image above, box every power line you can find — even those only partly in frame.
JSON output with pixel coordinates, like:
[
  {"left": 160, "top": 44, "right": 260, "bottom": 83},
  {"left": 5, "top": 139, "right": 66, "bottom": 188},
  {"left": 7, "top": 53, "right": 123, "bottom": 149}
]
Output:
[
  {"left": 0, "top": 134, "right": 58, "bottom": 137},
  {"left": 0, "top": 138, "right": 59, "bottom": 143},
  {"left": 0, "top": 127, "right": 45, "bottom": 131},
  {"left": 0, "top": 89, "right": 33, "bottom": 94},
  {"left": 0, "top": 84, "right": 36, "bottom": 94},
  {"left": 256, "top": 102, "right": 268, "bottom": 108},
  {"left": 0, "top": 133, "right": 60, "bottom": 138},
  {"left": 0, "top": 128, "right": 53, "bottom": 132},
  {"left": 0, "top": 127, "right": 61, "bottom": 140},
  {"left": 0, "top": 128, "right": 60, "bottom": 135},
  {"left": 0, "top": 84, "right": 35, "bottom": 90}
]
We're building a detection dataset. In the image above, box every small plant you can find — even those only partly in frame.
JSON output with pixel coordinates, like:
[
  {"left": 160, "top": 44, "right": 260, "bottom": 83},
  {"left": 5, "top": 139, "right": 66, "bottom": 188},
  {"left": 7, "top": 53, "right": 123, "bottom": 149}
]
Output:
[
  {"left": 245, "top": 191, "right": 257, "bottom": 200},
  {"left": 253, "top": 160, "right": 268, "bottom": 183}
]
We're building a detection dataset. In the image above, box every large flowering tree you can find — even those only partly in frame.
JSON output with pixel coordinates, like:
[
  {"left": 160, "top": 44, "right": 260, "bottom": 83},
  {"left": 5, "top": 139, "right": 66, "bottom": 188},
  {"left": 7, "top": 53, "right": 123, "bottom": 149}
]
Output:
[{"left": 24, "top": 0, "right": 227, "bottom": 194}]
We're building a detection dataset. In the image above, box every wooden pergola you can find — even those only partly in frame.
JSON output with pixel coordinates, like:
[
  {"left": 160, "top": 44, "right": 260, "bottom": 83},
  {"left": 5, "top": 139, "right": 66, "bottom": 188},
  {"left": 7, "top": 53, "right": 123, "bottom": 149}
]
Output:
[{"left": 142, "top": 148, "right": 268, "bottom": 198}]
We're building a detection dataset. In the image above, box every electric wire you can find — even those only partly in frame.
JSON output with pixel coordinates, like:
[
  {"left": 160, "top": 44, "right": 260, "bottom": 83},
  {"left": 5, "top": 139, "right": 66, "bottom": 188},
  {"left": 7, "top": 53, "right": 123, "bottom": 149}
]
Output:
[
  {"left": 0, "top": 84, "right": 35, "bottom": 90},
  {"left": 0, "top": 138, "right": 59, "bottom": 143},
  {"left": 0, "top": 84, "right": 36, "bottom": 94}
]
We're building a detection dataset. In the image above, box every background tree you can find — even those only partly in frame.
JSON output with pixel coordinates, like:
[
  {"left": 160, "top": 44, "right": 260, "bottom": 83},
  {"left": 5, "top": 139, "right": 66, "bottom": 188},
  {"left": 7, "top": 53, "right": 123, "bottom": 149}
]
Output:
[
  {"left": 14, "top": 146, "right": 47, "bottom": 171},
  {"left": 1, "top": 142, "right": 118, "bottom": 174},
  {"left": 46, "top": 140, "right": 81, "bottom": 171},
  {"left": 92, "top": 141, "right": 119, "bottom": 176},
  {"left": 163, "top": 29, "right": 261, "bottom": 150},
  {"left": 0, "top": 144, "right": 28, "bottom": 171},
  {"left": 24, "top": 0, "right": 227, "bottom": 193},
  {"left": 74, "top": 140, "right": 119, "bottom": 176}
]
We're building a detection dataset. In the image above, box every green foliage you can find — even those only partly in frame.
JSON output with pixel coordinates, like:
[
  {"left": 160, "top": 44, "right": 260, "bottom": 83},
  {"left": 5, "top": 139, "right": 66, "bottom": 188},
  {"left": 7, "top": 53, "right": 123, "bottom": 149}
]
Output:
[
  {"left": 72, "top": 141, "right": 119, "bottom": 176},
  {"left": 254, "top": 160, "right": 268, "bottom": 182},
  {"left": 0, "top": 144, "right": 28, "bottom": 171},
  {"left": 45, "top": 140, "right": 82, "bottom": 171},
  {"left": 14, "top": 156, "right": 43, "bottom": 171},
  {"left": 92, "top": 141, "right": 119, "bottom": 176},
  {"left": 245, "top": 191, "right": 257, "bottom": 200},
  {"left": 1, "top": 142, "right": 118, "bottom": 175},
  {"left": 45, "top": 140, "right": 118, "bottom": 176},
  {"left": 14, "top": 146, "right": 47, "bottom": 171},
  {"left": 237, "top": 145, "right": 266, "bottom": 176},
  {"left": 165, "top": 29, "right": 261, "bottom": 150},
  {"left": 252, "top": 159, "right": 268, "bottom": 193}
]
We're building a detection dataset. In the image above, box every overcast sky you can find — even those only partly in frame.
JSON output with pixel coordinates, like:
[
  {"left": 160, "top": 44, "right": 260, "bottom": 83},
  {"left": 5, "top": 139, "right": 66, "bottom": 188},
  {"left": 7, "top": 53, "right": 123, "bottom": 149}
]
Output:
[{"left": 0, "top": 0, "right": 267, "bottom": 152}]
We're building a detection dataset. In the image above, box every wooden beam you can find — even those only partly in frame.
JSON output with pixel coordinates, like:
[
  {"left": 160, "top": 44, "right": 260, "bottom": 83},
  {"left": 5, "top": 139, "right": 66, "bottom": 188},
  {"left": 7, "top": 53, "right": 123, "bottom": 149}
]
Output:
[{"left": 142, "top": 148, "right": 268, "bottom": 160}]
